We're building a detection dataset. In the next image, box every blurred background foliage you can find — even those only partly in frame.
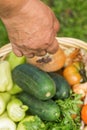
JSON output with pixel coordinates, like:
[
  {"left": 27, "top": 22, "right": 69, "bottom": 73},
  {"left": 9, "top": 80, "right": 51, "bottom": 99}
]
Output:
[
  {"left": 42, "top": 0, "right": 87, "bottom": 41},
  {"left": 0, "top": 0, "right": 87, "bottom": 47},
  {"left": 0, "top": 20, "right": 9, "bottom": 47}
]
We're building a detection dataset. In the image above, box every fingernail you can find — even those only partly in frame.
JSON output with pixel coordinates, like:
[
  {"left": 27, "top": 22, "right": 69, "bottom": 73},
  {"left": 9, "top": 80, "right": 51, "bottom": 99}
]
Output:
[
  {"left": 26, "top": 53, "right": 35, "bottom": 58},
  {"left": 36, "top": 50, "right": 47, "bottom": 56}
]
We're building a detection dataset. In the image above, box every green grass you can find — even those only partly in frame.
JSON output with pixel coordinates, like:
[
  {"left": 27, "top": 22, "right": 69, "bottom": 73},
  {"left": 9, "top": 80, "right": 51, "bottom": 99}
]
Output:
[
  {"left": 43, "top": 0, "right": 87, "bottom": 42},
  {"left": 0, "top": 0, "right": 87, "bottom": 47},
  {"left": 0, "top": 20, "right": 9, "bottom": 47}
]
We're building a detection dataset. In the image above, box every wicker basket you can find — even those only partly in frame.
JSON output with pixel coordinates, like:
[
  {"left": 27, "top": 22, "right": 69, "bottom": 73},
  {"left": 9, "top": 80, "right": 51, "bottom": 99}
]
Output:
[
  {"left": 0, "top": 37, "right": 87, "bottom": 59},
  {"left": 0, "top": 37, "right": 87, "bottom": 130}
]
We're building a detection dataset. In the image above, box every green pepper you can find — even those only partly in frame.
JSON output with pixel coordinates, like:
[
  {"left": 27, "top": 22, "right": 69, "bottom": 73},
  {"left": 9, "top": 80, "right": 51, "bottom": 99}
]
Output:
[
  {"left": 9, "top": 83, "right": 22, "bottom": 95},
  {"left": 6, "top": 51, "right": 26, "bottom": 70},
  {"left": 0, "top": 61, "right": 13, "bottom": 92},
  {"left": 0, "top": 116, "right": 16, "bottom": 129},
  {"left": 0, "top": 92, "right": 11, "bottom": 115},
  {"left": 7, "top": 98, "right": 28, "bottom": 122}
]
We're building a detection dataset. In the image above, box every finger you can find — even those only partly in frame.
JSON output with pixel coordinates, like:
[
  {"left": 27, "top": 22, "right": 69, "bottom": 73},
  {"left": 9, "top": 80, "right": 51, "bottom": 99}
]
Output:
[
  {"left": 23, "top": 51, "right": 35, "bottom": 58},
  {"left": 24, "top": 50, "right": 47, "bottom": 57},
  {"left": 47, "top": 39, "right": 59, "bottom": 54},
  {"left": 12, "top": 44, "right": 23, "bottom": 57},
  {"left": 35, "top": 50, "right": 47, "bottom": 56},
  {"left": 24, "top": 53, "right": 35, "bottom": 58}
]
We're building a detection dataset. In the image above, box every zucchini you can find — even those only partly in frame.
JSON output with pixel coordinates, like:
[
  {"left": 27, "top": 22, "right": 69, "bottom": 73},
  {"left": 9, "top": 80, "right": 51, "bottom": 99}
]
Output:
[
  {"left": 48, "top": 73, "right": 71, "bottom": 100},
  {"left": 12, "top": 63, "right": 56, "bottom": 100},
  {"left": 17, "top": 92, "right": 60, "bottom": 121}
]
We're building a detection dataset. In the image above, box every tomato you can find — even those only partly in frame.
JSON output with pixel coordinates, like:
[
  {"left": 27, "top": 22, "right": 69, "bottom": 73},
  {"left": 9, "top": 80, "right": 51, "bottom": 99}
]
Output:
[
  {"left": 81, "top": 104, "right": 87, "bottom": 124},
  {"left": 63, "top": 62, "right": 83, "bottom": 86}
]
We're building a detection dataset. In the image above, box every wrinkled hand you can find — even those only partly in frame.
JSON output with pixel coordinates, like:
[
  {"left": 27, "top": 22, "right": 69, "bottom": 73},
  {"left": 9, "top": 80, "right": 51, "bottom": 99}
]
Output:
[{"left": 2, "top": 0, "right": 60, "bottom": 57}]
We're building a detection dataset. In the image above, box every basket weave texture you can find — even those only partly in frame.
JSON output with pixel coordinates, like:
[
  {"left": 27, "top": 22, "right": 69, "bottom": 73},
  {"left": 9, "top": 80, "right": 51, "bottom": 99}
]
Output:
[{"left": 0, "top": 37, "right": 87, "bottom": 58}]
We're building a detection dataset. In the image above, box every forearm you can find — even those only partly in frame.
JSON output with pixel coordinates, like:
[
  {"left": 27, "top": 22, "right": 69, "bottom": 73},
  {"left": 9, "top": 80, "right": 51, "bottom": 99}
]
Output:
[
  {"left": 0, "top": 0, "right": 59, "bottom": 58},
  {"left": 0, "top": 0, "right": 29, "bottom": 18}
]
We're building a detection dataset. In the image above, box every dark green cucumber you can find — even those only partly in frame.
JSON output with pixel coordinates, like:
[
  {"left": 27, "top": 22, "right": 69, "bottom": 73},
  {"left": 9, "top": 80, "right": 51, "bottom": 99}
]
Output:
[
  {"left": 12, "top": 63, "right": 56, "bottom": 100},
  {"left": 48, "top": 72, "right": 71, "bottom": 100},
  {"left": 17, "top": 92, "right": 60, "bottom": 121}
]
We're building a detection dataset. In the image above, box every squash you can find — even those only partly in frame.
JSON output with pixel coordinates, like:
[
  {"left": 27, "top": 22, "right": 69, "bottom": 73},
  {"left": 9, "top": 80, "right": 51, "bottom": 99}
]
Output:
[
  {"left": 12, "top": 63, "right": 56, "bottom": 100},
  {"left": 17, "top": 92, "right": 60, "bottom": 121},
  {"left": 27, "top": 47, "right": 66, "bottom": 72},
  {"left": 48, "top": 72, "right": 71, "bottom": 100}
]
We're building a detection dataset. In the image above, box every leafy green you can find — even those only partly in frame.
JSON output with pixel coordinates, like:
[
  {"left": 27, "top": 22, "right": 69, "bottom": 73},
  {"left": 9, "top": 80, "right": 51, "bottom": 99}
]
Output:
[{"left": 45, "top": 92, "right": 83, "bottom": 130}]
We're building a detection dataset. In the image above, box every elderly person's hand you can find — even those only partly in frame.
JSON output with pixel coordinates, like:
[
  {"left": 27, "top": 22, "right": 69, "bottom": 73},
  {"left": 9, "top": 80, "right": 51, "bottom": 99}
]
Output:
[{"left": 1, "top": 0, "right": 60, "bottom": 58}]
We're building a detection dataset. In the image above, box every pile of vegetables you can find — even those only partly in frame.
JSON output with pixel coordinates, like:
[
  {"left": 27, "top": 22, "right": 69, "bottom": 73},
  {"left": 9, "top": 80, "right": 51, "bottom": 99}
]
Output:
[{"left": 0, "top": 47, "right": 87, "bottom": 130}]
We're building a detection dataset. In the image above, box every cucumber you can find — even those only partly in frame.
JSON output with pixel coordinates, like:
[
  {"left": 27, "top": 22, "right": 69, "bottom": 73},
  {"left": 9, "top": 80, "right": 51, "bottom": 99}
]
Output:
[
  {"left": 48, "top": 73, "right": 71, "bottom": 100},
  {"left": 17, "top": 92, "right": 60, "bottom": 121},
  {"left": 12, "top": 63, "right": 56, "bottom": 100}
]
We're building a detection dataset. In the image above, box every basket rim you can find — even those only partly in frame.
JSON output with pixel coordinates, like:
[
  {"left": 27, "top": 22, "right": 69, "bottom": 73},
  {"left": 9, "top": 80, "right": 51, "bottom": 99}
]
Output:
[
  {"left": 0, "top": 37, "right": 87, "bottom": 57},
  {"left": 56, "top": 37, "right": 87, "bottom": 48}
]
